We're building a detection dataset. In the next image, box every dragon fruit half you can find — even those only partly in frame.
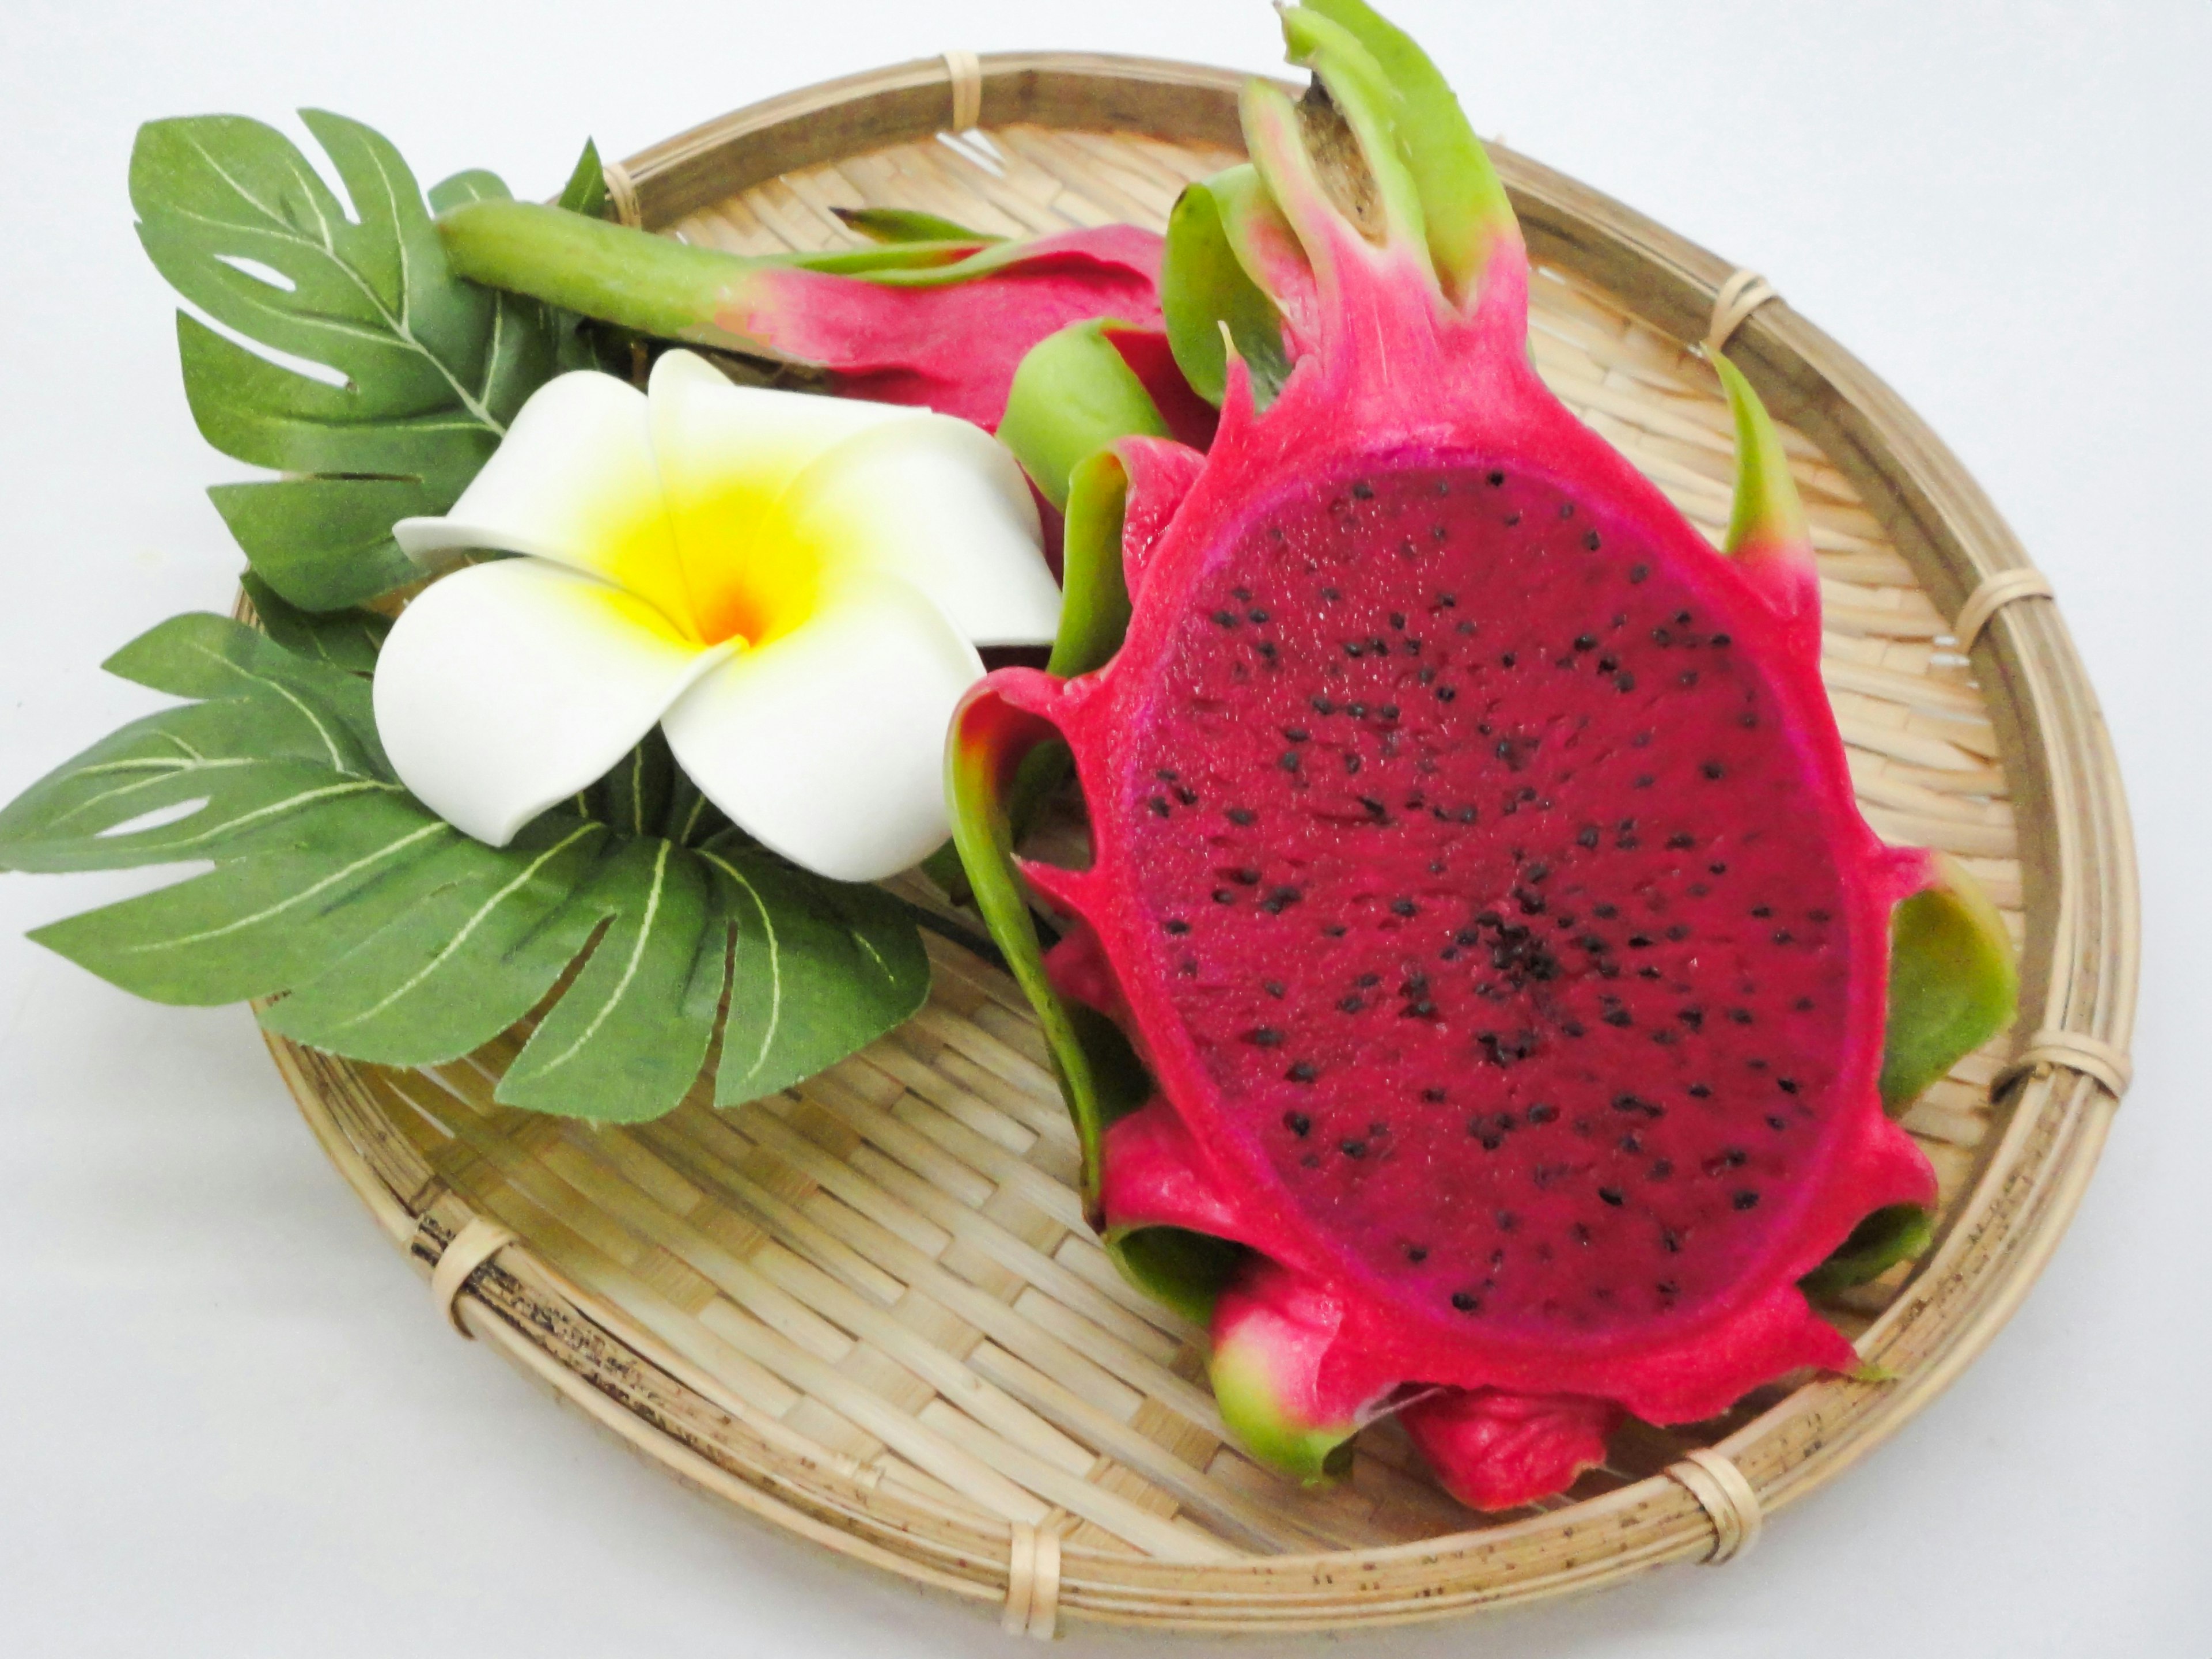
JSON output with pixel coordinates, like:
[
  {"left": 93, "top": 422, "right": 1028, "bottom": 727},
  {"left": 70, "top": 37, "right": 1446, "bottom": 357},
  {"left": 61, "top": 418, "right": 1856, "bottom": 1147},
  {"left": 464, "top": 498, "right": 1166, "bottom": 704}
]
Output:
[{"left": 949, "top": 2, "right": 2016, "bottom": 1510}]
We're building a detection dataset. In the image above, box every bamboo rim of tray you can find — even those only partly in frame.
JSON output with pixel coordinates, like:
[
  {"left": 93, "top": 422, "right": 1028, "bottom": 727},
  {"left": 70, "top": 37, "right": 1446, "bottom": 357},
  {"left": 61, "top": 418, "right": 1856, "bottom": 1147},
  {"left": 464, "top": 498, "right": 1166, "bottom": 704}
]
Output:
[{"left": 262, "top": 52, "right": 2138, "bottom": 1635}]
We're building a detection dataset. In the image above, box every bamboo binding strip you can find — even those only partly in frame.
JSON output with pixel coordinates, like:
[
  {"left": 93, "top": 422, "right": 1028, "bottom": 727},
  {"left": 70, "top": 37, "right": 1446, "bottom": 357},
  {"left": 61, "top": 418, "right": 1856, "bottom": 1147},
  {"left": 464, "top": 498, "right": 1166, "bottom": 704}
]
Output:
[
  {"left": 1955, "top": 567, "right": 2057, "bottom": 653},
  {"left": 1664, "top": 1449, "right": 1764, "bottom": 1565},
  {"left": 257, "top": 52, "right": 2137, "bottom": 1634},
  {"left": 1706, "top": 267, "right": 1781, "bottom": 351},
  {"left": 1994, "top": 1029, "right": 2133, "bottom": 1101}
]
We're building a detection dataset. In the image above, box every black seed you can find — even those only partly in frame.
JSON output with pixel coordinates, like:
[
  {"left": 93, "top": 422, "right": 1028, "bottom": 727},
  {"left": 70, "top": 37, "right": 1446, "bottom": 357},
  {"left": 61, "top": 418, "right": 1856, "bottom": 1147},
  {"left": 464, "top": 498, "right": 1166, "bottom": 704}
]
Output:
[
  {"left": 1729, "top": 1008, "right": 1753, "bottom": 1025},
  {"left": 1283, "top": 1111, "right": 1311, "bottom": 1136},
  {"left": 1337, "top": 994, "right": 1365, "bottom": 1014},
  {"left": 1149, "top": 796, "right": 1169, "bottom": 817},
  {"left": 1528, "top": 1103, "right": 1559, "bottom": 1124},
  {"left": 1679, "top": 671, "right": 1700, "bottom": 687},
  {"left": 1702, "top": 761, "right": 1725, "bottom": 780},
  {"left": 1795, "top": 996, "right": 1816, "bottom": 1012},
  {"left": 1357, "top": 974, "right": 1380, "bottom": 987},
  {"left": 1668, "top": 832, "right": 1695, "bottom": 850},
  {"left": 1627, "top": 934, "right": 1653, "bottom": 949},
  {"left": 1228, "top": 807, "right": 1255, "bottom": 825},
  {"left": 1351, "top": 480, "right": 1374, "bottom": 499},
  {"left": 1501, "top": 652, "right": 1517, "bottom": 668},
  {"left": 1486, "top": 469, "right": 1506, "bottom": 487},
  {"left": 1340, "top": 1139, "right": 1368, "bottom": 1158},
  {"left": 1283, "top": 726, "right": 1310, "bottom": 743},
  {"left": 1232, "top": 867, "right": 1260, "bottom": 885},
  {"left": 1164, "top": 919, "right": 1190, "bottom": 935},
  {"left": 1679, "top": 1008, "right": 1705, "bottom": 1031},
  {"left": 1278, "top": 750, "right": 1301, "bottom": 772},
  {"left": 1652, "top": 1160, "right": 1675, "bottom": 1180},
  {"left": 1740, "top": 710, "right": 1759, "bottom": 729},
  {"left": 1343, "top": 641, "right": 1363, "bottom": 658},
  {"left": 1407, "top": 1244, "right": 1429, "bottom": 1262},
  {"left": 1711, "top": 632, "right": 1731, "bottom": 646},
  {"left": 1212, "top": 888, "right": 1235, "bottom": 904},
  {"left": 1595, "top": 903, "right": 1619, "bottom": 919},
  {"left": 1211, "top": 609, "right": 1237, "bottom": 627},
  {"left": 1733, "top": 1190, "right": 1761, "bottom": 1211},
  {"left": 1248, "top": 607, "right": 1270, "bottom": 623},
  {"left": 1438, "top": 685, "right": 1457, "bottom": 702},
  {"left": 1380, "top": 703, "right": 1400, "bottom": 721},
  {"left": 1599, "top": 655, "right": 1619, "bottom": 673},
  {"left": 1391, "top": 897, "right": 1418, "bottom": 917},
  {"left": 1615, "top": 671, "right": 1637, "bottom": 693},
  {"left": 1155, "top": 768, "right": 1179, "bottom": 782},
  {"left": 1311, "top": 694, "right": 1335, "bottom": 715},
  {"left": 1504, "top": 511, "right": 1522, "bottom": 527},
  {"left": 1653, "top": 627, "right": 1674, "bottom": 646},
  {"left": 1421, "top": 1086, "right": 1448, "bottom": 1103},
  {"left": 1175, "top": 786, "right": 1198, "bottom": 805},
  {"left": 1688, "top": 1082, "right": 1713, "bottom": 1099},
  {"left": 1628, "top": 563, "right": 1649, "bottom": 583},
  {"left": 1574, "top": 634, "right": 1597, "bottom": 652},
  {"left": 1347, "top": 701, "right": 1368, "bottom": 718},
  {"left": 1263, "top": 980, "right": 1286, "bottom": 998},
  {"left": 1246, "top": 1027, "right": 1283, "bottom": 1047},
  {"left": 1361, "top": 796, "right": 1388, "bottom": 821},
  {"left": 1584, "top": 529, "right": 1603, "bottom": 551},
  {"left": 1389, "top": 611, "right": 1407, "bottom": 630},
  {"left": 1599, "top": 1187, "right": 1625, "bottom": 1207},
  {"left": 1709, "top": 862, "right": 1728, "bottom": 876},
  {"left": 1559, "top": 502, "right": 1575, "bottom": 519},
  {"left": 1666, "top": 925, "right": 1690, "bottom": 942},
  {"left": 1451, "top": 1291, "right": 1480, "bottom": 1311},
  {"left": 1345, "top": 753, "right": 1363, "bottom": 775},
  {"left": 1287, "top": 1061, "right": 1317, "bottom": 1083},
  {"left": 1768, "top": 1113, "right": 1790, "bottom": 1130},
  {"left": 1577, "top": 825, "right": 1601, "bottom": 850},
  {"left": 1602, "top": 1006, "right": 1634, "bottom": 1028},
  {"left": 1262, "top": 886, "right": 1302, "bottom": 914},
  {"left": 1321, "top": 586, "right": 1342, "bottom": 603},
  {"left": 1778, "top": 1077, "right": 1801, "bottom": 1094}
]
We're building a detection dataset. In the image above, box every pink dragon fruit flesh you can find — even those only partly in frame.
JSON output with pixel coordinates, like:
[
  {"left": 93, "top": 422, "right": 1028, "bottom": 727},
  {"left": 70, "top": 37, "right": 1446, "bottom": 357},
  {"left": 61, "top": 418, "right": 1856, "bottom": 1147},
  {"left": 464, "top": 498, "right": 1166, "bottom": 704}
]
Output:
[{"left": 950, "top": 1, "right": 2017, "bottom": 1512}]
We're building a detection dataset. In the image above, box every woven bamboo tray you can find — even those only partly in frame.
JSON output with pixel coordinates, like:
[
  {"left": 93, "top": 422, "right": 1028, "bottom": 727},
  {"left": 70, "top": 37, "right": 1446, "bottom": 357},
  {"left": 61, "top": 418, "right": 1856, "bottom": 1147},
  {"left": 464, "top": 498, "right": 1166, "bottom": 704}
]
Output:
[{"left": 263, "top": 52, "right": 2138, "bottom": 1636}]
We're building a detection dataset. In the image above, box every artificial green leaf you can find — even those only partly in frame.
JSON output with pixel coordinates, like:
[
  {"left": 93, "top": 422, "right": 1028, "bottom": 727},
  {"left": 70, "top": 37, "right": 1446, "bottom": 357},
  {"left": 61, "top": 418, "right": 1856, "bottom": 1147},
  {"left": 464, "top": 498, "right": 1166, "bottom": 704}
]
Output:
[
  {"left": 499, "top": 835, "right": 724, "bottom": 1119},
  {"left": 552, "top": 138, "right": 610, "bottom": 219},
  {"left": 259, "top": 814, "right": 609, "bottom": 1063},
  {"left": 0, "top": 616, "right": 929, "bottom": 1121},
  {"left": 238, "top": 573, "right": 389, "bottom": 674},
  {"left": 133, "top": 111, "right": 560, "bottom": 609},
  {"left": 699, "top": 835, "right": 933, "bottom": 1107}
]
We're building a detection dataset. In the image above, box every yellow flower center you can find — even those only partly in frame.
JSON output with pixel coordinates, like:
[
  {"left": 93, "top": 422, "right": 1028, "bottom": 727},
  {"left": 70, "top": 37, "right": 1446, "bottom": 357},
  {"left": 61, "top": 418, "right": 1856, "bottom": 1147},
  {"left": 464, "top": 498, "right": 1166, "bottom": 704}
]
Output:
[{"left": 596, "top": 478, "right": 828, "bottom": 651}]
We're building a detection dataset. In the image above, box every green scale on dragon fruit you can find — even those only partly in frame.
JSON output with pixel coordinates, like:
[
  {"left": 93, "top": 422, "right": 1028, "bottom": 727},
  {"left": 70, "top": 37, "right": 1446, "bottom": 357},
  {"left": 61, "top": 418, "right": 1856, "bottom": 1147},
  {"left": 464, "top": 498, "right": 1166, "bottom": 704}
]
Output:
[{"left": 950, "top": 0, "right": 2017, "bottom": 1513}]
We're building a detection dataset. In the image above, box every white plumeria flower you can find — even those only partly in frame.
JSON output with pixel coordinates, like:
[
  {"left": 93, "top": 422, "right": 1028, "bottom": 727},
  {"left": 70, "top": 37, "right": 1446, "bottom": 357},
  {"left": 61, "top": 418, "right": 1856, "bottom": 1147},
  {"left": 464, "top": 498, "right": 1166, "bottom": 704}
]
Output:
[{"left": 376, "top": 350, "right": 1060, "bottom": 882}]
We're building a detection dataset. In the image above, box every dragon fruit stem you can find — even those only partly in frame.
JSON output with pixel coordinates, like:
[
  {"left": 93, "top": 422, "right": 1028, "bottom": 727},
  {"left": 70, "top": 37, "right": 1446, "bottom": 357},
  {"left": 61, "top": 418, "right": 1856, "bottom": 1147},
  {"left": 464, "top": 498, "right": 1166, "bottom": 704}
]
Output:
[
  {"left": 1240, "top": 81, "right": 1358, "bottom": 293},
  {"left": 1278, "top": 7, "right": 1434, "bottom": 277},
  {"left": 1302, "top": 0, "right": 1519, "bottom": 306}
]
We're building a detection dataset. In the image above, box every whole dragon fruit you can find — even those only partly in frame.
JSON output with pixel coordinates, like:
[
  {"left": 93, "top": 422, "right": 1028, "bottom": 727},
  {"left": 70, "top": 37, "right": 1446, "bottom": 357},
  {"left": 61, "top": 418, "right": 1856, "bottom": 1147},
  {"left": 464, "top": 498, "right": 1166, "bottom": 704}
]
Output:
[{"left": 950, "top": 2, "right": 2016, "bottom": 1510}]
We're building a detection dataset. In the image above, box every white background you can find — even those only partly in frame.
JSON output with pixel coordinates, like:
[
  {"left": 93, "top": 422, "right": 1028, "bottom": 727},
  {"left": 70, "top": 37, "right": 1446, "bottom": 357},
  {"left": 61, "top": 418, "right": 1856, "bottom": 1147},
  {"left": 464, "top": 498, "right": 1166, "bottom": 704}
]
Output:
[{"left": 2, "top": 2, "right": 2206, "bottom": 1654}]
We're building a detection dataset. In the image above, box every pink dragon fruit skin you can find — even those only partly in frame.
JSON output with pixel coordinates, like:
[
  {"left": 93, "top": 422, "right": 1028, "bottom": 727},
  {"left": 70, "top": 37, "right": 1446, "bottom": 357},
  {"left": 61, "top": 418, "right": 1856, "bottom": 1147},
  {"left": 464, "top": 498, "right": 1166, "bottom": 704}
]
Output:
[{"left": 945, "top": 3, "right": 1997, "bottom": 1512}]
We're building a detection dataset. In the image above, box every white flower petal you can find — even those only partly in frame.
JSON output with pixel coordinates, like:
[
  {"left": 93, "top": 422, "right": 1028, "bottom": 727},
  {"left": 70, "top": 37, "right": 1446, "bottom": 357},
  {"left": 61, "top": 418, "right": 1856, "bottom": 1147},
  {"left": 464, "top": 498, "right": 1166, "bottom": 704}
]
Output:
[
  {"left": 662, "top": 574, "right": 983, "bottom": 882},
  {"left": 647, "top": 350, "right": 922, "bottom": 645},
  {"left": 374, "top": 559, "right": 726, "bottom": 846},
  {"left": 392, "top": 370, "right": 695, "bottom": 637},
  {"left": 791, "top": 415, "right": 1060, "bottom": 647}
]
